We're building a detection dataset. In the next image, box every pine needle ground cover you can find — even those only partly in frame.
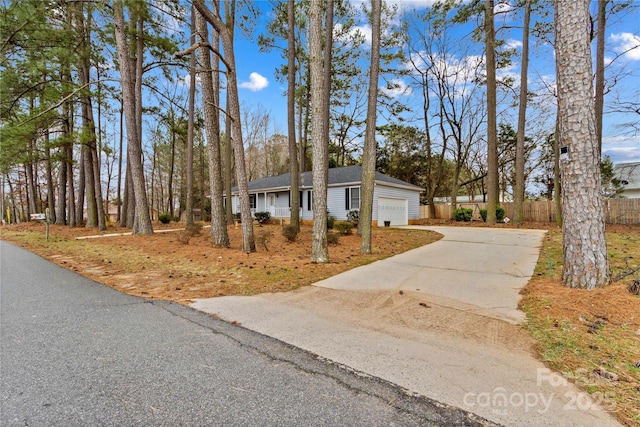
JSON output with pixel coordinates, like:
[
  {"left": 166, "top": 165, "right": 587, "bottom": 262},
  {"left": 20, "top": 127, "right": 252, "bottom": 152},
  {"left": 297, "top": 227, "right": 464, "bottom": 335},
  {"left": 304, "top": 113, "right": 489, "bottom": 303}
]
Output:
[
  {"left": 0, "top": 222, "right": 439, "bottom": 302},
  {"left": 521, "top": 226, "right": 640, "bottom": 426}
]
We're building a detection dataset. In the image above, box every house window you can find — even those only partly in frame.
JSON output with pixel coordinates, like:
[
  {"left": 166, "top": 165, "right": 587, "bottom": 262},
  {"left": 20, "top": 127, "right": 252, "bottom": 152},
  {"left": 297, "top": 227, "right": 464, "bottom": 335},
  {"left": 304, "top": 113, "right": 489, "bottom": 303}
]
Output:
[
  {"left": 345, "top": 187, "right": 360, "bottom": 210},
  {"left": 288, "top": 191, "right": 304, "bottom": 208},
  {"left": 249, "top": 194, "right": 256, "bottom": 209}
]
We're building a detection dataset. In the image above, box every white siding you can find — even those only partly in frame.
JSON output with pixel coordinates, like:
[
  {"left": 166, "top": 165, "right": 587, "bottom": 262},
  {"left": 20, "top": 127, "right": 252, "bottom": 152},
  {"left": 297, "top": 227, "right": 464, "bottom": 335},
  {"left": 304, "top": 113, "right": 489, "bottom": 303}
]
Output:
[{"left": 327, "top": 186, "right": 358, "bottom": 220}]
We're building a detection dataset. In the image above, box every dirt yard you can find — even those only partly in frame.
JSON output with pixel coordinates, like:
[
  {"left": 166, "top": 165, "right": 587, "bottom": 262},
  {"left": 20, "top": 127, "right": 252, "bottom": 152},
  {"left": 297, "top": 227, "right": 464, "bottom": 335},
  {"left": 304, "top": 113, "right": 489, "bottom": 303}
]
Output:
[{"left": 0, "top": 221, "right": 442, "bottom": 302}]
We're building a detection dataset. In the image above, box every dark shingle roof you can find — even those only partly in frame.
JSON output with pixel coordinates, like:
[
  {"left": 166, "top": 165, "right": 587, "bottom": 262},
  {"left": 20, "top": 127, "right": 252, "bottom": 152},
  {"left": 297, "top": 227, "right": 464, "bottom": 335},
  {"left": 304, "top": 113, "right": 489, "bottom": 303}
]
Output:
[{"left": 236, "top": 165, "right": 422, "bottom": 193}]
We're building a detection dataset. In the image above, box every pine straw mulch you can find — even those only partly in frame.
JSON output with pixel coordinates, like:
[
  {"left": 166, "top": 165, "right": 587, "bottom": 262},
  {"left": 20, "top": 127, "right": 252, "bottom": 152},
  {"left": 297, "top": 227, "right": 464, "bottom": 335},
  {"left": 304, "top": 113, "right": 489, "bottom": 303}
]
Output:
[
  {"left": 518, "top": 225, "right": 640, "bottom": 426},
  {"left": 0, "top": 221, "right": 441, "bottom": 303}
]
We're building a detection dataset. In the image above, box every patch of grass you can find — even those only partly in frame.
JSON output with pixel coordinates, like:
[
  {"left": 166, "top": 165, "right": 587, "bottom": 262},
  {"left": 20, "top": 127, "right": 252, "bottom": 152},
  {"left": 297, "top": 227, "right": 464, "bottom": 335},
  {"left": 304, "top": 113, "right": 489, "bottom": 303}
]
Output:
[{"left": 521, "top": 227, "right": 640, "bottom": 425}]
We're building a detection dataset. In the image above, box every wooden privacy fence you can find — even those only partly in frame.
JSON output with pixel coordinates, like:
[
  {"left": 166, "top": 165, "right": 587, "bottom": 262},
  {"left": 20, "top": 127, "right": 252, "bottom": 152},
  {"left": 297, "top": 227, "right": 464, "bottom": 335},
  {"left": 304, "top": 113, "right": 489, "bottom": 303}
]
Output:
[{"left": 420, "top": 199, "right": 640, "bottom": 225}]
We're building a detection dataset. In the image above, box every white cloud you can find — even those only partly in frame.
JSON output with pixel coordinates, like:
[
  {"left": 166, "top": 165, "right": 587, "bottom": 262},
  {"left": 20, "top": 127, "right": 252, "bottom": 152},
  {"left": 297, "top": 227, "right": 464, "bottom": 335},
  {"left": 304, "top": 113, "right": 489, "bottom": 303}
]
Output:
[
  {"left": 602, "top": 136, "right": 640, "bottom": 163},
  {"left": 239, "top": 72, "right": 269, "bottom": 91},
  {"left": 504, "top": 38, "right": 523, "bottom": 50},
  {"left": 494, "top": 2, "right": 516, "bottom": 15},
  {"left": 344, "top": 23, "right": 372, "bottom": 46},
  {"left": 385, "top": 0, "right": 438, "bottom": 12},
  {"left": 407, "top": 51, "right": 484, "bottom": 88},
  {"left": 177, "top": 74, "right": 190, "bottom": 87},
  {"left": 351, "top": 0, "right": 438, "bottom": 13},
  {"left": 177, "top": 74, "right": 201, "bottom": 88},
  {"left": 610, "top": 32, "right": 640, "bottom": 61},
  {"left": 381, "top": 78, "right": 412, "bottom": 98}
]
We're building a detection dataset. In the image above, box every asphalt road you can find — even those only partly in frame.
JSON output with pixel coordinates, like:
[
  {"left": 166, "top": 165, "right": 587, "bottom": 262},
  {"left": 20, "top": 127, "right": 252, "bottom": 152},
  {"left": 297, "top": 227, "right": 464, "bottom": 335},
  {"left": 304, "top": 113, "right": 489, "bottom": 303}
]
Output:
[{"left": 0, "top": 241, "right": 489, "bottom": 426}]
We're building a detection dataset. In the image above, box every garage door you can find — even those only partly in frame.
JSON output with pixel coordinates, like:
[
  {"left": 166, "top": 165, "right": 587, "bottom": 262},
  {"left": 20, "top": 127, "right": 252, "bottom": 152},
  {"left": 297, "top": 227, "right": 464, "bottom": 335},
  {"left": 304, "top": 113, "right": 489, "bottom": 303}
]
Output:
[{"left": 377, "top": 197, "right": 408, "bottom": 227}]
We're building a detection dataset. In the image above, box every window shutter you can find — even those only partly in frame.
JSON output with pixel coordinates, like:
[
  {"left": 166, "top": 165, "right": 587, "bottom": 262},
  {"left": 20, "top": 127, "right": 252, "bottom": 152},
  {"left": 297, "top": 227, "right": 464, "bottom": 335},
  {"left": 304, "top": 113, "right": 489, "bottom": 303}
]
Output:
[{"left": 345, "top": 188, "right": 350, "bottom": 210}]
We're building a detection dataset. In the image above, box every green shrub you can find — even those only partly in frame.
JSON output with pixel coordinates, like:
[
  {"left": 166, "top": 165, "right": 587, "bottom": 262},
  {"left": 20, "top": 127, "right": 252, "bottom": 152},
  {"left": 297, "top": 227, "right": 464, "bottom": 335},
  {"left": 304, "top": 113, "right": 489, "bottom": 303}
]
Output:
[
  {"left": 454, "top": 207, "right": 473, "bottom": 222},
  {"left": 159, "top": 212, "right": 171, "bottom": 224},
  {"left": 480, "top": 206, "right": 506, "bottom": 222},
  {"left": 254, "top": 211, "right": 271, "bottom": 225},
  {"left": 327, "top": 214, "right": 336, "bottom": 229},
  {"left": 346, "top": 210, "right": 359, "bottom": 225},
  {"left": 334, "top": 221, "right": 354, "bottom": 235},
  {"left": 282, "top": 225, "right": 299, "bottom": 242},
  {"left": 327, "top": 232, "right": 340, "bottom": 245}
]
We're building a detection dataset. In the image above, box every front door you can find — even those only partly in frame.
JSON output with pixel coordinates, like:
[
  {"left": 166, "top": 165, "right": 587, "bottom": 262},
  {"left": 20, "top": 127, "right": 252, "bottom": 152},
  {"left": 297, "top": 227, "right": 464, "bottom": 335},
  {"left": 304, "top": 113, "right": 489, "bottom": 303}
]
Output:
[{"left": 268, "top": 194, "right": 276, "bottom": 216}]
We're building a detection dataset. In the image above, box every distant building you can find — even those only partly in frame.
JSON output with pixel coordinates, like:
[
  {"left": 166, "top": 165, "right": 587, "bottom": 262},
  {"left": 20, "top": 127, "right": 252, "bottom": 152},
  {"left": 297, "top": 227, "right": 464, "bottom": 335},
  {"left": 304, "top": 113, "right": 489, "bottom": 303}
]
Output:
[{"left": 614, "top": 162, "right": 640, "bottom": 198}]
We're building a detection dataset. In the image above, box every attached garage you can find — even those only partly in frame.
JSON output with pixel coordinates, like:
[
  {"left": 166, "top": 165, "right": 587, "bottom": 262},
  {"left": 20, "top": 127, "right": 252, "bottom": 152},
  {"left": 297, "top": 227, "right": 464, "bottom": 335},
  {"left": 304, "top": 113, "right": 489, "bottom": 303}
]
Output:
[{"left": 377, "top": 197, "right": 408, "bottom": 227}]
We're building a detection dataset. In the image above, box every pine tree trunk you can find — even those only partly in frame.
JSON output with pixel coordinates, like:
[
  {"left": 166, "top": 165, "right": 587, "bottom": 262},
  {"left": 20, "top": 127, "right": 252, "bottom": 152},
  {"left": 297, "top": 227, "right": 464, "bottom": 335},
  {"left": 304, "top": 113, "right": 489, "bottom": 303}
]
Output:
[
  {"left": 194, "top": 0, "right": 256, "bottom": 252},
  {"left": 224, "top": 98, "right": 233, "bottom": 225},
  {"left": 44, "top": 131, "right": 56, "bottom": 223},
  {"left": 77, "top": 147, "right": 86, "bottom": 224},
  {"left": 360, "top": 0, "right": 381, "bottom": 254},
  {"left": 554, "top": 0, "right": 609, "bottom": 289},
  {"left": 309, "top": 0, "right": 328, "bottom": 263},
  {"left": 185, "top": 6, "right": 196, "bottom": 228},
  {"left": 221, "top": 33, "right": 255, "bottom": 252},
  {"left": 113, "top": 0, "right": 153, "bottom": 234},
  {"left": 287, "top": 0, "right": 300, "bottom": 231},
  {"left": 83, "top": 142, "right": 96, "bottom": 227},
  {"left": 117, "top": 104, "right": 124, "bottom": 223},
  {"left": 66, "top": 141, "right": 76, "bottom": 228},
  {"left": 485, "top": 0, "right": 498, "bottom": 224},
  {"left": 55, "top": 144, "right": 67, "bottom": 225},
  {"left": 167, "top": 113, "right": 176, "bottom": 218},
  {"left": 594, "top": 0, "right": 607, "bottom": 157},
  {"left": 514, "top": 0, "right": 531, "bottom": 226},
  {"left": 196, "top": 9, "right": 229, "bottom": 247}
]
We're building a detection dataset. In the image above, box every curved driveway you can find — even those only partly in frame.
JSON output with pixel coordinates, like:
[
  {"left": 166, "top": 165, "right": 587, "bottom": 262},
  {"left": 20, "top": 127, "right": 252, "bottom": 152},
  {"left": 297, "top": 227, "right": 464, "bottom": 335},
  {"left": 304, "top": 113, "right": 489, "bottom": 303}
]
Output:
[
  {"left": 314, "top": 226, "right": 547, "bottom": 323},
  {"left": 193, "top": 226, "right": 621, "bottom": 426}
]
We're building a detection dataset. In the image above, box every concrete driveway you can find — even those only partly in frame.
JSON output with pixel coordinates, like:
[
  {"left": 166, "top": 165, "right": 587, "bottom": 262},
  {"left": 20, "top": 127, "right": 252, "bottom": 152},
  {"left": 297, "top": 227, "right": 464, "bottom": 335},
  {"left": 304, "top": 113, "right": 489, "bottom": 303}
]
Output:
[
  {"left": 192, "top": 226, "right": 621, "bottom": 426},
  {"left": 314, "top": 226, "right": 547, "bottom": 323}
]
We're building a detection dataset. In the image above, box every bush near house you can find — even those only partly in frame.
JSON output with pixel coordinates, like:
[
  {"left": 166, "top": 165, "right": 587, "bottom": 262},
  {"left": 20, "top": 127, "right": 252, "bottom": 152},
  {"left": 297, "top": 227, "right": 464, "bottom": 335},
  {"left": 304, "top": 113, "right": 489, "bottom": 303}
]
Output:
[
  {"left": 334, "top": 221, "right": 354, "bottom": 235},
  {"left": 347, "top": 210, "right": 359, "bottom": 225},
  {"left": 159, "top": 213, "right": 171, "bottom": 224},
  {"left": 327, "top": 214, "right": 336, "bottom": 229},
  {"left": 480, "top": 206, "right": 506, "bottom": 222},
  {"left": 453, "top": 207, "right": 473, "bottom": 222},
  {"left": 254, "top": 211, "right": 271, "bottom": 225}
]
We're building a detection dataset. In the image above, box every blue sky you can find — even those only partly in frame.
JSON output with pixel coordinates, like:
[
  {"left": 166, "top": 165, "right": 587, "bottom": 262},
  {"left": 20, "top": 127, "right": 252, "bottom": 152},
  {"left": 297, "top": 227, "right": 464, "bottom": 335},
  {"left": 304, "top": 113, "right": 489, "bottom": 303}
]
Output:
[{"left": 177, "top": 0, "right": 640, "bottom": 164}]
